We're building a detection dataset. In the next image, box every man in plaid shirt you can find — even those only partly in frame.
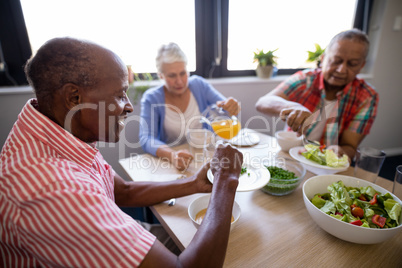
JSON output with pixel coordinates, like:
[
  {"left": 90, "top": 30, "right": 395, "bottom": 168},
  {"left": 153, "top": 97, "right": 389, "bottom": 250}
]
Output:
[{"left": 256, "top": 29, "right": 378, "bottom": 160}]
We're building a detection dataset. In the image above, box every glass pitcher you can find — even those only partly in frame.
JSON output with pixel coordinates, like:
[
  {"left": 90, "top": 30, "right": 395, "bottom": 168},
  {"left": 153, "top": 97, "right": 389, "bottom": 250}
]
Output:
[{"left": 201, "top": 104, "right": 241, "bottom": 140}]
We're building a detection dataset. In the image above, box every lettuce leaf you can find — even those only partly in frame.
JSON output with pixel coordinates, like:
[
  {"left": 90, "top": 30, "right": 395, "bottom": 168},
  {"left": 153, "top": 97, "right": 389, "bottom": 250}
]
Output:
[
  {"left": 360, "top": 186, "right": 377, "bottom": 197},
  {"left": 384, "top": 199, "right": 401, "bottom": 225},
  {"left": 327, "top": 181, "right": 353, "bottom": 214},
  {"left": 302, "top": 145, "right": 326, "bottom": 165},
  {"left": 302, "top": 144, "right": 348, "bottom": 167},
  {"left": 365, "top": 208, "right": 374, "bottom": 218},
  {"left": 326, "top": 150, "right": 349, "bottom": 167},
  {"left": 320, "top": 200, "right": 336, "bottom": 214},
  {"left": 311, "top": 195, "right": 326, "bottom": 209}
]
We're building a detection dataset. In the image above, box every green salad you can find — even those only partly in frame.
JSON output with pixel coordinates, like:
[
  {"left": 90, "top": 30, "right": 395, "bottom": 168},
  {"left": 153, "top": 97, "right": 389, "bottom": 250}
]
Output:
[
  {"left": 302, "top": 144, "right": 348, "bottom": 168},
  {"left": 311, "top": 180, "right": 401, "bottom": 228}
]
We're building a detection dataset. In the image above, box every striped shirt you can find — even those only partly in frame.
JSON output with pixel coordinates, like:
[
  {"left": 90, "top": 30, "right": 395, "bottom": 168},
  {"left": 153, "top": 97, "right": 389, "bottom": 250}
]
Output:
[
  {"left": 0, "top": 99, "right": 155, "bottom": 267},
  {"left": 277, "top": 69, "right": 378, "bottom": 145}
]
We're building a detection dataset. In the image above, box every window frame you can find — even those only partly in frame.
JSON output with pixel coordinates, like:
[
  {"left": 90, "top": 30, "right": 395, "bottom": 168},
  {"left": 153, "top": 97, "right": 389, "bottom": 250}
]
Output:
[
  {"left": 1, "top": 0, "right": 372, "bottom": 86},
  {"left": 193, "top": 0, "right": 371, "bottom": 78}
]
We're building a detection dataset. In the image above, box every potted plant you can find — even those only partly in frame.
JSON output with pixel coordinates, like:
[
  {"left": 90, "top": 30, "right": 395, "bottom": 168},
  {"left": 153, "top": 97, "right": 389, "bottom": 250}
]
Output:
[
  {"left": 253, "top": 48, "right": 278, "bottom": 78},
  {"left": 306, "top": 44, "right": 325, "bottom": 68}
]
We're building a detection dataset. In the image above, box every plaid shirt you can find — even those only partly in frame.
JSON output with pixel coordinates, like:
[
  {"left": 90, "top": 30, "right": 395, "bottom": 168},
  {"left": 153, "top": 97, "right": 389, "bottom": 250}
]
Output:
[{"left": 276, "top": 69, "right": 378, "bottom": 145}]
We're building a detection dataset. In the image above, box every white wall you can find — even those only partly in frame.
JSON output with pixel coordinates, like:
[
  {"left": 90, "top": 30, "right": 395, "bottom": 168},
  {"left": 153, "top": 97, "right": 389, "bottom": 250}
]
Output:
[
  {"left": 0, "top": 87, "right": 35, "bottom": 147},
  {"left": 1, "top": 0, "right": 401, "bottom": 181},
  {"left": 361, "top": 0, "right": 402, "bottom": 155}
]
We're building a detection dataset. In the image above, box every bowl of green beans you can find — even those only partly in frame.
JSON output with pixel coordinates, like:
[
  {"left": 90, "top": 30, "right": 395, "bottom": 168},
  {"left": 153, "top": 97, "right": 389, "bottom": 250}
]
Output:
[{"left": 261, "top": 158, "right": 306, "bottom": 196}]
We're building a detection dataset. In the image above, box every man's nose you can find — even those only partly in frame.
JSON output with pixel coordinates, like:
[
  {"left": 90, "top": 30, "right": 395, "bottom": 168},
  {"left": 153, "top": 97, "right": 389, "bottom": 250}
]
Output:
[
  {"left": 336, "top": 62, "right": 347, "bottom": 73},
  {"left": 125, "top": 99, "right": 134, "bottom": 113}
]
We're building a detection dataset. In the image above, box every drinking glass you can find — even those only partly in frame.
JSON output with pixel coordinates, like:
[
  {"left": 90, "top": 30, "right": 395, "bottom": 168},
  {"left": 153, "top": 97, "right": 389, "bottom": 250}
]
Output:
[
  {"left": 202, "top": 141, "right": 216, "bottom": 164},
  {"left": 354, "top": 147, "right": 386, "bottom": 183},
  {"left": 393, "top": 165, "right": 402, "bottom": 199},
  {"left": 186, "top": 128, "right": 213, "bottom": 163}
]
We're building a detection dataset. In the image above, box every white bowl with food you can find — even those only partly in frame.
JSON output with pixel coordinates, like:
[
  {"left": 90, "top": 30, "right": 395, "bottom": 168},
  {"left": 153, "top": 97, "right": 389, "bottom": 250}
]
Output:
[
  {"left": 188, "top": 194, "right": 241, "bottom": 231},
  {"left": 303, "top": 174, "right": 402, "bottom": 244},
  {"left": 275, "top": 131, "right": 303, "bottom": 152}
]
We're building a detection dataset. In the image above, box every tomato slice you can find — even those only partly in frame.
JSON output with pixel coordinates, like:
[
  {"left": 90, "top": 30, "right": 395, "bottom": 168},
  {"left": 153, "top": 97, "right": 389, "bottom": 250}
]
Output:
[
  {"left": 351, "top": 206, "right": 364, "bottom": 218},
  {"left": 350, "top": 220, "right": 363, "bottom": 226},
  {"left": 372, "top": 214, "right": 386, "bottom": 228},
  {"left": 369, "top": 193, "right": 378, "bottom": 205},
  {"left": 358, "top": 194, "right": 367, "bottom": 201},
  {"left": 319, "top": 144, "right": 326, "bottom": 153}
]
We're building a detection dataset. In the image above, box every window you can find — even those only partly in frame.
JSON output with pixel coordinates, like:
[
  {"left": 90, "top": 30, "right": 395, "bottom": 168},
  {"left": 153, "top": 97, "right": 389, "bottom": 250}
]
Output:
[
  {"left": 17, "top": 0, "right": 365, "bottom": 80},
  {"left": 227, "top": 0, "right": 357, "bottom": 71},
  {"left": 20, "top": 0, "right": 196, "bottom": 74},
  {"left": 195, "top": 0, "right": 361, "bottom": 77}
]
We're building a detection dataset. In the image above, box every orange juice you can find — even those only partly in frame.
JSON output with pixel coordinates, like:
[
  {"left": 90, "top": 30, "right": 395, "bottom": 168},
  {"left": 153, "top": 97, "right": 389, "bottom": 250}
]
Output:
[{"left": 211, "top": 118, "right": 241, "bottom": 140}]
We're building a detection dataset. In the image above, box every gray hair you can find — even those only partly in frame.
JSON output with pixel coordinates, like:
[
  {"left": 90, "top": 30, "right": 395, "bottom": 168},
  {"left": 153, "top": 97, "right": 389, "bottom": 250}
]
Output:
[
  {"left": 327, "top": 28, "right": 370, "bottom": 57},
  {"left": 24, "top": 37, "right": 101, "bottom": 107},
  {"left": 155, "top": 42, "right": 187, "bottom": 73}
]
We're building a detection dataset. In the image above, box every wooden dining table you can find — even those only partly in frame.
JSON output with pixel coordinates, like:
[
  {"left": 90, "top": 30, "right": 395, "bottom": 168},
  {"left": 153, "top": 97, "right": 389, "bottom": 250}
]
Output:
[{"left": 119, "top": 129, "right": 402, "bottom": 267}]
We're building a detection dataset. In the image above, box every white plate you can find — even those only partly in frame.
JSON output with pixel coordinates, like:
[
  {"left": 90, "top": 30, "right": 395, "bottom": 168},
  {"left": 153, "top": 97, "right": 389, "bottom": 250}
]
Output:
[
  {"left": 207, "top": 163, "right": 270, "bottom": 192},
  {"left": 289, "top": 146, "right": 349, "bottom": 172},
  {"left": 229, "top": 129, "right": 260, "bottom": 147}
]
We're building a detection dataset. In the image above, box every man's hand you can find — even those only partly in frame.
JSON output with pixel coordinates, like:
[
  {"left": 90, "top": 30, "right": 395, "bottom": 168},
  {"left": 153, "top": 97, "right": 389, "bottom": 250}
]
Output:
[
  {"left": 173, "top": 149, "right": 193, "bottom": 171},
  {"left": 210, "top": 142, "right": 243, "bottom": 183},
  {"left": 280, "top": 106, "right": 313, "bottom": 135},
  {"left": 216, "top": 97, "right": 241, "bottom": 116},
  {"left": 193, "top": 162, "right": 213, "bottom": 193}
]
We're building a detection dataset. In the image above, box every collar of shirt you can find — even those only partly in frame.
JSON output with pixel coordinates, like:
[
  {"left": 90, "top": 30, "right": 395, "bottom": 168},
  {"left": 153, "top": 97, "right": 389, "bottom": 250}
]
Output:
[{"left": 19, "top": 99, "right": 99, "bottom": 172}]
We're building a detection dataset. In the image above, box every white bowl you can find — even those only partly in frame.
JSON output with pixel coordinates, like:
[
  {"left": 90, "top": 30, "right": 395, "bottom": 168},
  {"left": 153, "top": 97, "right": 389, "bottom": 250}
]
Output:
[
  {"left": 188, "top": 194, "right": 241, "bottom": 231},
  {"left": 275, "top": 131, "right": 303, "bottom": 152},
  {"left": 303, "top": 175, "right": 402, "bottom": 244}
]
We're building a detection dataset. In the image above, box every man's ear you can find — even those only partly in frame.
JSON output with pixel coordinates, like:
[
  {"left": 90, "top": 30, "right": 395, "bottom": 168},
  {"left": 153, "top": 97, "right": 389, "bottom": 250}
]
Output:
[
  {"left": 61, "top": 83, "right": 81, "bottom": 109},
  {"left": 320, "top": 53, "right": 325, "bottom": 62}
]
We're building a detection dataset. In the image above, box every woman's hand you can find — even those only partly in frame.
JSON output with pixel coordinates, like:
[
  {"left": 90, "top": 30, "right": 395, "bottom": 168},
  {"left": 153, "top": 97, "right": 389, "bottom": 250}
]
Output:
[
  {"left": 172, "top": 149, "right": 193, "bottom": 171},
  {"left": 216, "top": 97, "right": 241, "bottom": 116}
]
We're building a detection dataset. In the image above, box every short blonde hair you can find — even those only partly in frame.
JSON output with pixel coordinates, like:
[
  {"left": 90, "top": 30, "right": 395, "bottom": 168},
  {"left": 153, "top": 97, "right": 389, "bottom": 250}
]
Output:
[{"left": 155, "top": 42, "right": 187, "bottom": 73}]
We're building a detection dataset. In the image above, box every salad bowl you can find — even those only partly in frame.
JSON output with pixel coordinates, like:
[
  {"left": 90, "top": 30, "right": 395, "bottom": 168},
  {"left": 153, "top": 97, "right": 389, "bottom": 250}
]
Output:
[{"left": 303, "top": 175, "right": 402, "bottom": 244}]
